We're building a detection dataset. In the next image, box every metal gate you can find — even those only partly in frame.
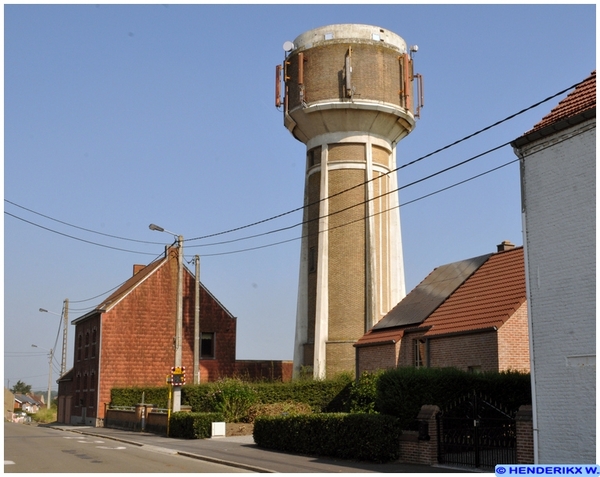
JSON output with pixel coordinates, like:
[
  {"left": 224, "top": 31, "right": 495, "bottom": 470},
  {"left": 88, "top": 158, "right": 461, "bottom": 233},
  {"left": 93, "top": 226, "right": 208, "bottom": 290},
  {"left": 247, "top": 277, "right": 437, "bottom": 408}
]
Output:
[{"left": 437, "top": 391, "right": 517, "bottom": 470}]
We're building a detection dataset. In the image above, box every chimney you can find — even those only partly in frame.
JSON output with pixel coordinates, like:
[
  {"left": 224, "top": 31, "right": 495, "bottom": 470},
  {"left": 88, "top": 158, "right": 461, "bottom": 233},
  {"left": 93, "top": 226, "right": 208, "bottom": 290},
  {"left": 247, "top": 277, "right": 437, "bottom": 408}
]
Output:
[
  {"left": 133, "top": 264, "right": 145, "bottom": 275},
  {"left": 497, "top": 240, "right": 515, "bottom": 252}
]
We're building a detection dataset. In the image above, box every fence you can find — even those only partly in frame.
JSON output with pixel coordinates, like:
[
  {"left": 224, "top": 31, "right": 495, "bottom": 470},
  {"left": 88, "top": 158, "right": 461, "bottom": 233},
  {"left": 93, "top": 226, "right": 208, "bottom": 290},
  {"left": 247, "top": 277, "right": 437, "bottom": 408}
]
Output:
[{"left": 398, "top": 404, "right": 533, "bottom": 468}]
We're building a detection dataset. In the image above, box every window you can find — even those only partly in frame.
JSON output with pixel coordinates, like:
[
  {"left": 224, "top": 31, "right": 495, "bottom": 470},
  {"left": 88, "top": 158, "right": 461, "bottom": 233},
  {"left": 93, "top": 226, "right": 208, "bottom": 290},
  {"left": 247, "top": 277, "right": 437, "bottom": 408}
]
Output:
[
  {"left": 201, "top": 332, "right": 215, "bottom": 358},
  {"left": 77, "top": 334, "right": 82, "bottom": 361},
  {"left": 84, "top": 332, "right": 90, "bottom": 359},
  {"left": 414, "top": 338, "right": 427, "bottom": 368},
  {"left": 91, "top": 328, "right": 97, "bottom": 358}
]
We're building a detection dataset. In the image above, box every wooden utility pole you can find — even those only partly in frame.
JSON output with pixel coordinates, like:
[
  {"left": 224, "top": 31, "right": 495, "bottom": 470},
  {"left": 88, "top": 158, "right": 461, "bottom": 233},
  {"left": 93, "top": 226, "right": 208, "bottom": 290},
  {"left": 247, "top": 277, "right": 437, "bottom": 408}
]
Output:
[{"left": 194, "top": 256, "right": 200, "bottom": 384}]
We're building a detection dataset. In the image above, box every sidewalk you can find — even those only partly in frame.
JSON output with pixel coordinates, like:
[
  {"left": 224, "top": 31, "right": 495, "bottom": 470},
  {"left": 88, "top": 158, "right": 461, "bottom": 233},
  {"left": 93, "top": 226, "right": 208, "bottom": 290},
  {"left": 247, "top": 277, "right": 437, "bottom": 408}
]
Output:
[{"left": 46, "top": 424, "right": 462, "bottom": 473}]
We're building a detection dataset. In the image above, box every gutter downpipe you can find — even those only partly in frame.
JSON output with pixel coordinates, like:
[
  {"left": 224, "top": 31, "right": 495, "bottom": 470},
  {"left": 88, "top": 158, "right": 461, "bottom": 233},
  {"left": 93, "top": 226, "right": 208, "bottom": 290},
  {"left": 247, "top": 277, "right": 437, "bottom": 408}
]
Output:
[{"left": 518, "top": 149, "right": 539, "bottom": 464}]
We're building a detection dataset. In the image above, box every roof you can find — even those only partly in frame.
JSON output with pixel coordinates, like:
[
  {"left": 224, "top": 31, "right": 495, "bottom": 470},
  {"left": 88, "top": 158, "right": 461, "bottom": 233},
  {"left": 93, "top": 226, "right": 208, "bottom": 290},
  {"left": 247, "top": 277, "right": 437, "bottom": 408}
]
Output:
[
  {"left": 529, "top": 70, "right": 595, "bottom": 133},
  {"left": 512, "top": 71, "right": 596, "bottom": 148},
  {"left": 371, "top": 253, "right": 491, "bottom": 330},
  {"left": 72, "top": 246, "right": 236, "bottom": 325},
  {"left": 72, "top": 251, "right": 168, "bottom": 324},
  {"left": 356, "top": 245, "right": 525, "bottom": 346},
  {"left": 14, "top": 394, "right": 43, "bottom": 406},
  {"left": 422, "top": 246, "right": 525, "bottom": 336}
]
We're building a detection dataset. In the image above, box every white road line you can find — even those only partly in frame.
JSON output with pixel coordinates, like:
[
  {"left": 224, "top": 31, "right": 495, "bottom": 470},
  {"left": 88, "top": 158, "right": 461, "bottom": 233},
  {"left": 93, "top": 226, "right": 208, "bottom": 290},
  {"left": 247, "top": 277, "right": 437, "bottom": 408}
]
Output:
[{"left": 4, "top": 461, "right": 15, "bottom": 465}]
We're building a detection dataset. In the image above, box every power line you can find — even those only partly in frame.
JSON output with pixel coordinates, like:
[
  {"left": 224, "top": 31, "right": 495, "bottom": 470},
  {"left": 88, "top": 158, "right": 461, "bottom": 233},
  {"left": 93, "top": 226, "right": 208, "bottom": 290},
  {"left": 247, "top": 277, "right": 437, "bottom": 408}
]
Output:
[
  {"left": 4, "top": 212, "right": 159, "bottom": 255},
  {"left": 187, "top": 139, "right": 511, "bottom": 251},
  {"left": 200, "top": 157, "right": 520, "bottom": 257},
  {"left": 186, "top": 79, "right": 584, "bottom": 243},
  {"left": 4, "top": 80, "right": 583, "bottom": 268},
  {"left": 4, "top": 199, "right": 165, "bottom": 245}
]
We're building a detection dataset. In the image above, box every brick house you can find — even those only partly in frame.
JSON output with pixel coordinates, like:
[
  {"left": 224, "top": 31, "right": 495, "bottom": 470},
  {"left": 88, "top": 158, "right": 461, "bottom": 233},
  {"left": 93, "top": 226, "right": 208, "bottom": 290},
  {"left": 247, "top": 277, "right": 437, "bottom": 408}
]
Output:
[
  {"left": 57, "top": 246, "right": 266, "bottom": 426},
  {"left": 355, "top": 242, "right": 529, "bottom": 375},
  {"left": 511, "top": 71, "right": 595, "bottom": 463}
]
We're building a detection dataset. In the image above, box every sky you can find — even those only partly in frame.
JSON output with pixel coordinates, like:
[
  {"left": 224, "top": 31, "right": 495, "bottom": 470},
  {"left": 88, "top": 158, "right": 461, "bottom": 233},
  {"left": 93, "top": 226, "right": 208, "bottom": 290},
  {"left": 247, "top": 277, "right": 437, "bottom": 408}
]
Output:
[{"left": 3, "top": 3, "right": 596, "bottom": 393}]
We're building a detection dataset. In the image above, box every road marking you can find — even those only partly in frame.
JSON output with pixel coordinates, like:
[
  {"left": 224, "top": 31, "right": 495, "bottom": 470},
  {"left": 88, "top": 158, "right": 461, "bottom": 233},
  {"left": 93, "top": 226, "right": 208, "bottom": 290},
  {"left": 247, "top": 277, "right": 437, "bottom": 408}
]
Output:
[
  {"left": 96, "top": 446, "right": 126, "bottom": 450},
  {"left": 4, "top": 461, "right": 15, "bottom": 465}
]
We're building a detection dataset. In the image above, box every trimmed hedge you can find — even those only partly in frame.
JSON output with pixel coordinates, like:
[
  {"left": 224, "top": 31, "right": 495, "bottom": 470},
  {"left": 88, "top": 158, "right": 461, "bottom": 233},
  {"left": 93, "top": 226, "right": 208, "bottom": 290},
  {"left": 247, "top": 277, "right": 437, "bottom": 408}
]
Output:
[
  {"left": 376, "top": 367, "right": 531, "bottom": 428},
  {"left": 253, "top": 413, "right": 401, "bottom": 463},
  {"left": 168, "top": 412, "right": 225, "bottom": 439},
  {"left": 110, "top": 386, "right": 169, "bottom": 408}
]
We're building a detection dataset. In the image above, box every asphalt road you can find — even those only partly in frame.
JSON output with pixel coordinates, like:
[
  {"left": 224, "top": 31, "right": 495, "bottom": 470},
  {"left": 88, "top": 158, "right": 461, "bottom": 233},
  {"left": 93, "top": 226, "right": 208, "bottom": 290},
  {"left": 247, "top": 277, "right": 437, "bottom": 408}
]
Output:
[{"left": 4, "top": 422, "right": 253, "bottom": 473}]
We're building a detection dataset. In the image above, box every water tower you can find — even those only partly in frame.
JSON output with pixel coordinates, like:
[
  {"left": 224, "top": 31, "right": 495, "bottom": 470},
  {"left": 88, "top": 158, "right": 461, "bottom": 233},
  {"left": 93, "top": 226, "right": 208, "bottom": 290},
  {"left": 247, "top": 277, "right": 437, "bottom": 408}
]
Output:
[{"left": 276, "top": 24, "right": 423, "bottom": 379}]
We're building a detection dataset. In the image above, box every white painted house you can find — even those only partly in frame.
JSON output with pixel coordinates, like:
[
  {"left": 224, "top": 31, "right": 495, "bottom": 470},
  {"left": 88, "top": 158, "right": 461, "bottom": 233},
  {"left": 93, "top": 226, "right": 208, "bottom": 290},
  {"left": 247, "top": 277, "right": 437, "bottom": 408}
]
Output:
[{"left": 511, "top": 71, "right": 596, "bottom": 464}]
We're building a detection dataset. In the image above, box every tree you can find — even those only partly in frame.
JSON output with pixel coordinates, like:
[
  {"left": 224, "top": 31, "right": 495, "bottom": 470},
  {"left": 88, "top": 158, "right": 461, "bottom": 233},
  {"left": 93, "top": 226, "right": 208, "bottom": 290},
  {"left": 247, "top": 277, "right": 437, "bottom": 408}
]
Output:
[{"left": 11, "top": 380, "right": 32, "bottom": 394}]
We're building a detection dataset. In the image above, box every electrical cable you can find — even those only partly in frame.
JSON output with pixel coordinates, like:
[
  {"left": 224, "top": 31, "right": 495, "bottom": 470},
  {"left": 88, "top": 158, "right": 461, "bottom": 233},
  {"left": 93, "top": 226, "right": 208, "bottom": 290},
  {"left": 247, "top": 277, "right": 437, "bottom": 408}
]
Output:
[
  {"left": 186, "top": 79, "right": 585, "bottom": 243},
  {"left": 200, "top": 157, "right": 520, "bottom": 257},
  {"left": 4, "top": 212, "right": 159, "bottom": 255},
  {"left": 4, "top": 199, "right": 166, "bottom": 245},
  {"left": 186, "top": 139, "right": 510, "bottom": 251}
]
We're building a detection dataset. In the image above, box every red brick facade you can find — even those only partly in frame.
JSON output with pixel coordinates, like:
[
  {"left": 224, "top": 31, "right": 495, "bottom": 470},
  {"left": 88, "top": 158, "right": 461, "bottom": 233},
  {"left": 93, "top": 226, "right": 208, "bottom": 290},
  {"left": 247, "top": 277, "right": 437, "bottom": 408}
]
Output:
[{"left": 58, "top": 247, "right": 289, "bottom": 426}]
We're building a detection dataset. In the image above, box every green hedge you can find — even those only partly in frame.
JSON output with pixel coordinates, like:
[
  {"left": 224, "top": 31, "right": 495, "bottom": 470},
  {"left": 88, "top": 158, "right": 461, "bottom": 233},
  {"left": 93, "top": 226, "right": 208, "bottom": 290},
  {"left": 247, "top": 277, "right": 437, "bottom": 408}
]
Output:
[
  {"left": 253, "top": 413, "right": 401, "bottom": 462},
  {"left": 181, "top": 374, "right": 352, "bottom": 415},
  {"left": 168, "top": 412, "right": 225, "bottom": 439},
  {"left": 110, "top": 386, "right": 169, "bottom": 408},
  {"left": 376, "top": 367, "right": 531, "bottom": 428}
]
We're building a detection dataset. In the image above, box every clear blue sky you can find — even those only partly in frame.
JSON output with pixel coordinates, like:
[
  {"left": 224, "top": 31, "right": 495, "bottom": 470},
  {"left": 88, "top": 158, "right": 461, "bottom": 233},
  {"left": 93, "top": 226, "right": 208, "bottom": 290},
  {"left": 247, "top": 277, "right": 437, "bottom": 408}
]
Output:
[{"left": 4, "top": 3, "right": 595, "bottom": 392}]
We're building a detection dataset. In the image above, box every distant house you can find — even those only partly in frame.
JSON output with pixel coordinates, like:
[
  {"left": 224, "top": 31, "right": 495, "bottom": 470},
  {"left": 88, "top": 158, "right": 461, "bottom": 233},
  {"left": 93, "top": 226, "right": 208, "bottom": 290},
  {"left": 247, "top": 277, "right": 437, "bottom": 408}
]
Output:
[
  {"left": 511, "top": 70, "right": 595, "bottom": 463},
  {"left": 355, "top": 242, "right": 529, "bottom": 375},
  {"left": 57, "top": 246, "right": 291, "bottom": 427},
  {"left": 14, "top": 394, "right": 44, "bottom": 413}
]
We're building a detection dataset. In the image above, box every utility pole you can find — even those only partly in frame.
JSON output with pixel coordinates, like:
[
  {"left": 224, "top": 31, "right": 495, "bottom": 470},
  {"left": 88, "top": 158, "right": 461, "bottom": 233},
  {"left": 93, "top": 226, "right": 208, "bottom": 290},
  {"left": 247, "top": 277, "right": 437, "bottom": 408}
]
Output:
[
  {"left": 174, "top": 234, "right": 183, "bottom": 412},
  {"left": 194, "top": 255, "right": 200, "bottom": 384},
  {"left": 46, "top": 349, "right": 53, "bottom": 409},
  {"left": 149, "top": 224, "right": 184, "bottom": 413},
  {"left": 61, "top": 299, "right": 69, "bottom": 376}
]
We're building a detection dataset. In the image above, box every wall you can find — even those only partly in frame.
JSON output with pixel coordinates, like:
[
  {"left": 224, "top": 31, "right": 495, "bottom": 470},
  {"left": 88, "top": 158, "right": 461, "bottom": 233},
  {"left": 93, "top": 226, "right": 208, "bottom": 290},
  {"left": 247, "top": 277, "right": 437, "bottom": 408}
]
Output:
[
  {"left": 356, "top": 342, "right": 399, "bottom": 375},
  {"left": 519, "top": 119, "right": 596, "bottom": 463},
  {"left": 497, "top": 302, "right": 530, "bottom": 372},
  {"left": 90, "top": 248, "right": 237, "bottom": 421}
]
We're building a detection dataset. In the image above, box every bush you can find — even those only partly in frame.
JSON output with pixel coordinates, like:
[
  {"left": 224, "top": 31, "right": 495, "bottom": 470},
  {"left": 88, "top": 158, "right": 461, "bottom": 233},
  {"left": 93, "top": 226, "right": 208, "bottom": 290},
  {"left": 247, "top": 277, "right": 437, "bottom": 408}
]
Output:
[
  {"left": 168, "top": 412, "right": 225, "bottom": 439},
  {"left": 246, "top": 400, "right": 313, "bottom": 423},
  {"left": 254, "top": 413, "right": 401, "bottom": 462},
  {"left": 213, "top": 379, "right": 258, "bottom": 422},
  {"left": 347, "top": 371, "right": 382, "bottom": 413},
  {"left": 32, "top": 407, "right": 56, "bottom": 424}
]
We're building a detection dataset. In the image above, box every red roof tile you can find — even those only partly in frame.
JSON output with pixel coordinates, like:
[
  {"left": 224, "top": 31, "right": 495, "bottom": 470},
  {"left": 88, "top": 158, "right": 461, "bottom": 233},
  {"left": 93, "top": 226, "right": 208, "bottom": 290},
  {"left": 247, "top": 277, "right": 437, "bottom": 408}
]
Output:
[
  {"left": 528, "top": 70, "right": 596, "bottom": 134},
  {"left": 422, "top": 247, "right": 525, "bottom": 336},
  {"left": 355, "top": 327, "right": 404, "bottom": 347}
]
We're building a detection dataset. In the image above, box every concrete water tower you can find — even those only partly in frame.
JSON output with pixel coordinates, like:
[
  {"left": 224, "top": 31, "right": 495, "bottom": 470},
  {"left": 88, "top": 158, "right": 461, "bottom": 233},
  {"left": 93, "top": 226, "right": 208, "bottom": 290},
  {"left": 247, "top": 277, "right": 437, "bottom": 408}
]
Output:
[{"left": 276, "top": 24, "right": 423, "bottom": 379}]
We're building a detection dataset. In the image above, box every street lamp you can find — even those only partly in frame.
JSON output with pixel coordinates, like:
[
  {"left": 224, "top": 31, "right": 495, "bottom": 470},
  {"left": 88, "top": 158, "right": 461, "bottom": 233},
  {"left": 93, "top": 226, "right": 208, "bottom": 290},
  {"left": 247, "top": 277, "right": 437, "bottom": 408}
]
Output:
[
  {"left": 149, "top": 223, "right": 183, "bottom": 412},
  {"left": 31, "top": 344, "right": 53, "bottom": 410},
  {"left": 39, "top": 299, "right": 69, "bottom": 376}
]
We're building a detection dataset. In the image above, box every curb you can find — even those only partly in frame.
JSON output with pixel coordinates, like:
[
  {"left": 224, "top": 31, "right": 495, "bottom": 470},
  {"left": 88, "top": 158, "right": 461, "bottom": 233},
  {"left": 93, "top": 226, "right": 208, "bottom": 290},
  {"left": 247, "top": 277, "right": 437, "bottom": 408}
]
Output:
[{"left": 176, "top": 451, "right": 277, "bottom": 473}]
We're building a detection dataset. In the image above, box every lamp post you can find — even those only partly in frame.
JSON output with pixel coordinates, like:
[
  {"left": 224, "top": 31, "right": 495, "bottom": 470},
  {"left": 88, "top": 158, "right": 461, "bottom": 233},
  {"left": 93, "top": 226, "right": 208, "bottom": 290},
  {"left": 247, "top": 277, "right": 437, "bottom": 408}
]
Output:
[
  {"left": 31, "top": 344, "right": 53, "bottom": 409},
  {"left": 39, "top": 299, "right": 69, "bottom": 377},
  {"left": 149, "top": 224, "right": 183, "bottom": 412}
]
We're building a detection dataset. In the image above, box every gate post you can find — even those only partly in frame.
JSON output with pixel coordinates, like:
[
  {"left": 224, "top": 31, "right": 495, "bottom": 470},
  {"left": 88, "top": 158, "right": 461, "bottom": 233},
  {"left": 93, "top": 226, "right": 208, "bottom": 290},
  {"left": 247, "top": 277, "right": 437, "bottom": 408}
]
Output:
[{"left": 516, "top": 405, "right": 533, "bottom": 464}]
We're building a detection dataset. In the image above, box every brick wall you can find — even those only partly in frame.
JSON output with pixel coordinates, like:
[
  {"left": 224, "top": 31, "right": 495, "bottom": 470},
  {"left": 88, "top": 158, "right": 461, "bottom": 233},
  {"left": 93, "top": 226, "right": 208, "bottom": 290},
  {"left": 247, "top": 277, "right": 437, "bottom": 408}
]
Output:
[
  {"left": 356, "top": 342, "right": 398, "bottom": 374},
  {"left": 286, "top": 42, "right": 405, "bottom": 110},
  {"left": 497, "top": 302, "right": 530, "bottom": 372},
  {"left": 235, "top": 360, "right": 293, "bottom": 382}
]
